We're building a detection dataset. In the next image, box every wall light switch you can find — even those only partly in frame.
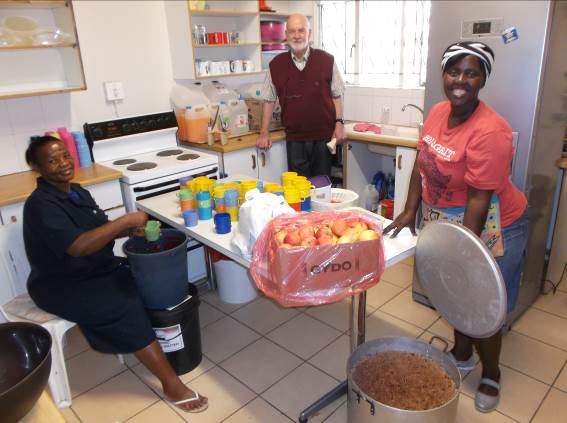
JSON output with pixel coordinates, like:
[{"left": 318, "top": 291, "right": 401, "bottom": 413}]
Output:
[{"left": 104, "top": 81, "right": 125, "bottom": 101}]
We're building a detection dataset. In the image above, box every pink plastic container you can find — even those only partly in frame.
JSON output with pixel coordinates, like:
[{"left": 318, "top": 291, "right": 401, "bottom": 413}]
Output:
[{"left": 260, "top": 21, "right": 286, "bottom": 42}]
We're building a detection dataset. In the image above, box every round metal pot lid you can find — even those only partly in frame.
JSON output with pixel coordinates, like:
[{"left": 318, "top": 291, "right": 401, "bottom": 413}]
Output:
[{"left": 415, "top": 221, "right": 507, "bottom": 338}]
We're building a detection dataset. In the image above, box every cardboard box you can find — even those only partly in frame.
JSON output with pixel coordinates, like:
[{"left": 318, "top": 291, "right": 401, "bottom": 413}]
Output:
[
  {"left": 250, "top": 211, "right": 386, "bottom": 307},
  {"left": 270, "top": 239, "right": 383, "bottom": 307},
  {"left": 245, "top": 99, "right": 283, "bottom": 132}
]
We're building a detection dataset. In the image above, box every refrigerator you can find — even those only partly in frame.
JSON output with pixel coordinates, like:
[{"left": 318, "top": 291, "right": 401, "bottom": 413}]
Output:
[{"left": 413, "top": 1, "right": 567, "bottom": 325}]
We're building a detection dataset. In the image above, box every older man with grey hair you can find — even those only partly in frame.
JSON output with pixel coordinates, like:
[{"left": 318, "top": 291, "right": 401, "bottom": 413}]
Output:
[{"left": 256, "top": 13, "right": 345, "bottom": 178}]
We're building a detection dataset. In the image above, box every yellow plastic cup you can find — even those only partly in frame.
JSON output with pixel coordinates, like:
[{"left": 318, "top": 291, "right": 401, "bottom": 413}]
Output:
[
  {"left": 263, "top": 182, "right": 278, "bottom": 193},
  {"left": 226, "top": 206, "right": 239, "bottom": 222},
  {"left": 281, "top": 171, "right": 298, "bottom": 186},
  {"left": 241, "top": 180, "right": 257, "bottom": 197},
  {"left": 284, "top": 187, "right": 301, "bottom": 211}
]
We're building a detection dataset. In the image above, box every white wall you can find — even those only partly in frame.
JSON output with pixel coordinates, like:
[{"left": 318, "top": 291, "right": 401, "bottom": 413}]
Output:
[
  {"left": 0, "top": 1, "right": 174, "bottom": 176},
  {"left": 343, "top": 86, "right": 425, "bottom": 127}
]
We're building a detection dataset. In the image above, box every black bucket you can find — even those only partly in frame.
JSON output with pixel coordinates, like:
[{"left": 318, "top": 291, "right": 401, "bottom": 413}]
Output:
[
  {"left": 146, "top": 283, "right": 202, "bottom": 375},
  {"left": 124, "top": 229, "right": 189, "bottom": 309}
]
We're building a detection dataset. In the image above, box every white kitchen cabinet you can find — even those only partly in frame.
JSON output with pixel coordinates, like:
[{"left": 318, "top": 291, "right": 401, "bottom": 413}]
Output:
[
  {"left": 0, "top": 201, "right": 24, "bottom": 226},
  {"left": 0, "top": 0, "right": 86, "bottom": 99},
  {"left": 393, "top": 147, "right": 417, "bottom": 218},
  {"left": 257, "top": 141, "right": 287, "bottom": 182},
  {"left": 344, "top": 140, "right": 416, "bottom": 219},
  {"left": 164, "top": 0, "right": 263, "bottom": 80},
  {"left": 222, "top": 146, "right": 259, "bottom": 179}
]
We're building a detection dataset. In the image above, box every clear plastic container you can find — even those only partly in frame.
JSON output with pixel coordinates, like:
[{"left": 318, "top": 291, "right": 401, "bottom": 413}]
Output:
[
  {"left": 228, "top": 98, "right": 249, "bottom": 136},
  {"left": 202, "top": 81, "right": 239, "bottom": 104},
  {"left": 361, "top": 184, "right": 380, "bottom": 213},
  {"left": 185, "top": 105, "right": 209, "bottom": 143}
]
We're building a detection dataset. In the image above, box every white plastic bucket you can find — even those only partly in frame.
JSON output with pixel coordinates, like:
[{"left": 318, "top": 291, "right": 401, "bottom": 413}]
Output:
[{"left": 214, "top": 260, "right": 258, "bottom": 304}]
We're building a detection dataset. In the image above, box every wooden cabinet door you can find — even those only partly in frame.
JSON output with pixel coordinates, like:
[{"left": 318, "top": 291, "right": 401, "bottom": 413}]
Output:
[{"left": 393, "top": 146, "right": 417, "bottom": 219}]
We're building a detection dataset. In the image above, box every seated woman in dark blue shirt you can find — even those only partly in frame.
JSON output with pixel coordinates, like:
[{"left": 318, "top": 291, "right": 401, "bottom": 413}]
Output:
[{"left": 23, "top": 136, "right": 207, "bottom": 413}]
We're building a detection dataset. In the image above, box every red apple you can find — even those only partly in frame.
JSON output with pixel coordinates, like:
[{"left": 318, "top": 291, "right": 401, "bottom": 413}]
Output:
[
  {"left": 301, "top": 236, "right": 318, "bottom": 246},
  {"left": 275, "top": 229, "right": 287, "bottom": 245},
  {"left": 318, "top": 234, "right": 333, "bottom": 245},
  {"left": 331, "top": 220, "right": 348, "bottom": 237},
  {"left": 359, "top": 229, "right": 379, "bottom": 241},
  {"left": 284, "top": 230, "right": 301, "bottom": 246},
  {"left": 315, "top": 226, "right": 333, "bottom": 239},
  {"left": 299, "top": 225, "right": 315, "bottom": 240},
  {"left": 281, "top": 243, "right": 293, "bottom": 248}
]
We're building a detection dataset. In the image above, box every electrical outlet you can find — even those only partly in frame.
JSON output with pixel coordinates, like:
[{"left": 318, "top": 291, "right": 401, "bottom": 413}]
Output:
[{"left": 104, "top": 81, "right": 125, "bottom": 101}]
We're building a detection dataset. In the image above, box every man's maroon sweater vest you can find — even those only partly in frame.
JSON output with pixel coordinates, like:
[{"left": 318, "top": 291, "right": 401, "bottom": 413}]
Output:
[{"left": 269, "top": 49, "right": 336, "bottom": 141}]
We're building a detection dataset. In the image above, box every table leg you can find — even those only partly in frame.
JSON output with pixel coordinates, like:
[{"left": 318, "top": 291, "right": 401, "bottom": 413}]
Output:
[
  {"left": 298, "top": 292, "right": 367, "bottom": 422},
  {"left": 204, "top": 246, "right": 217, "bottom": 291}
]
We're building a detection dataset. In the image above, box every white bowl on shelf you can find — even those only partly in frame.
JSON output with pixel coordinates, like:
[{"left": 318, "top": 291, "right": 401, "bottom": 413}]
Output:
[
  {"left": 1, "top": 16, "right": 39, "bottom": 45},
  {"left": 32, "top": 29, "right": 73, "bottom": 46}
]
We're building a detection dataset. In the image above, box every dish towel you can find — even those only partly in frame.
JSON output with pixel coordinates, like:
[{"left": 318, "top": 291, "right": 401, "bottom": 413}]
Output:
[{"left": 353, "top": 122, "right": 382, "bottom": 135}]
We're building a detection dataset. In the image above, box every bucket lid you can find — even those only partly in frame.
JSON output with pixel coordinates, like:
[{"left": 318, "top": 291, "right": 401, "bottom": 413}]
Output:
[{"left": 415, "top": 222, "right": 507, "bottom": 338}]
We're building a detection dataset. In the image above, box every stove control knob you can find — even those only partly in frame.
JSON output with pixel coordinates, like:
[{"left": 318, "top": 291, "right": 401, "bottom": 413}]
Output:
[
  {"left": 138, "top": 121, "right": 147, "bottom": 131},
  {"left": 92, "top": 127, "right": 104, "bottom": 139},
  {"left": 122, "top": 123, "right": 132, "bottom": 134},
  {"left": 148, "top": 119, "right": 157, "bottom": 129}
]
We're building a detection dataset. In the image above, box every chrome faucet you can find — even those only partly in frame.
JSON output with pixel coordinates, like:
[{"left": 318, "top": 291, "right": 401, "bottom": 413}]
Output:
[
  {"left": 401, "top": 103, "right": 424, "bottom": 116},
  {"left": 402, "top": 103, "right": 424, "bottom": 134}
]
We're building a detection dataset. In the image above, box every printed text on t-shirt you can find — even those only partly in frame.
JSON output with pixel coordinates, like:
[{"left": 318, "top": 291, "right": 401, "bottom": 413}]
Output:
[{"left": 422, "top": 135, "right": 456, "bottom": 161}]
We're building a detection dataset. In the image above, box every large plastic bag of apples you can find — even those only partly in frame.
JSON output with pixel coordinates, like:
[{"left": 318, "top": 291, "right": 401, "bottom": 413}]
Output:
[{"left": 250, "top": 210, "right": 385, "bottom": 307}]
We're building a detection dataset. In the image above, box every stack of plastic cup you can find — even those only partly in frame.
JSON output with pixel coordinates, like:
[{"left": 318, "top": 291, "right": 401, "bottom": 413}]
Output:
[
  {"left": 257, "top": 180, "right": 264, "bottom": 193},
  {"left": 179, "top": 176, "right": 193, "bottom": 187},
  {"left": 224, "top": 188, "right": 239, "bottom": 221},
  {"left": 293, "top": 180, "right": 313, "bottom": 212},
  {"left": 263, "top": 182, "right": 278, "bottom": 193},
  {"left": 281, "top": 171, "right": 298, "bottom": 187},
  {"left": 284, "top": 187, "right": 301, "bottom": 211},
  {"left": 196, "top": 191, "right": 213, "bottom": 220},
  {"left": 213, "top": 185, "right": 226, "bottom": 213},
  {"left": 241, "top": 180, "right": 257, "bottom": 198},
  {"left": 194, "top": 176, "right": 211, "bottom": 194},
  {"left": 214, "top": 212, "right": 231, "bottom": 234},
  {"left": 179, "top": 189, "right": 195, "bottom": 211}
]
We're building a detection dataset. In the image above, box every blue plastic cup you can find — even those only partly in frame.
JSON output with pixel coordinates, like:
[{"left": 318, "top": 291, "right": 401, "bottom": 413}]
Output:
[
  {"left": 213, "top": 212, "right": 231, "bottom": 234},
  {"left": 182, "top": 209, "right": 198, "bottom": 227},
  {"left": 224, "top": 188, "right": 239, "bottom": 207},
  {"left": 179, "top": 176, "right": 193, "bottom": 187},
  {"left": 196, "top": 191, "right": 212, "bottom": 220}
]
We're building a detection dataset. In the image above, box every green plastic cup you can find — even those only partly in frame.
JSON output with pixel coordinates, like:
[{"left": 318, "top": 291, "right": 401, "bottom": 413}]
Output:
[{"left": 144, "top": 220, "right": 161, "bottom": 242}]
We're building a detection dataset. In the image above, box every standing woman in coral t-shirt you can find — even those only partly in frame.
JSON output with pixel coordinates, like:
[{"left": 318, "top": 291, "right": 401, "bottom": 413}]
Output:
[{"left": 385, "top": 42, "right": 528, "bottom": 413}]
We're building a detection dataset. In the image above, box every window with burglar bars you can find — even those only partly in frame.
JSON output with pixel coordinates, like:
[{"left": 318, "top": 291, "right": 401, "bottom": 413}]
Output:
[{"left": 319, "top": 0, "right": 431, "bottom": 87}]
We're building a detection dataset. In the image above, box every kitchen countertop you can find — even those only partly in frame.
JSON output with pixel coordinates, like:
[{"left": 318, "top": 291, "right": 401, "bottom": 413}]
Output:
[
  {"left": 182, "top": 129, "right": 286, "bottom": 153},
  {"left": 0, "top": 164, "right": 122, "bottom": 207},
  {"left": 345, "top": 122, "right": 419, "bottom": 148}
]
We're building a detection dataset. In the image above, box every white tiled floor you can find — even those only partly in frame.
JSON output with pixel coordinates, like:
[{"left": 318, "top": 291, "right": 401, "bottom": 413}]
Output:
[{"left": 57, "top": 260, "right": 567, "bottom": 422}]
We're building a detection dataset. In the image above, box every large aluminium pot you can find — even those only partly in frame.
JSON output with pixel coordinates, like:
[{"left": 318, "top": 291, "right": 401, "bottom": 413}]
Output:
[
  {"left": 347, "top": 221, "right": 508, "bottom": 423},
  {"left": 347, "top": 336, "right": 460, "bottom": 423}
]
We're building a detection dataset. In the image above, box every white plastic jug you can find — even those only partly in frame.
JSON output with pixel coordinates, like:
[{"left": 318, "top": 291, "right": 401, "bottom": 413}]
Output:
[
  {"left": 218, "top": 101, "right": 231, "bottom": 134},
  {"left": 361, "top": 184, "right": 380, "bottom": 213},
  {"left": 228, "top": 98, "right": 249, "bottom": 136},
  {"left": 203, "top": 81, "right": 238, "bottom": 104},
  {"left": 185, "top": 104, "right": 209, "bottom": 143},
  {"left": 171, "top": 84, "right": 208, "bottom": 141}
]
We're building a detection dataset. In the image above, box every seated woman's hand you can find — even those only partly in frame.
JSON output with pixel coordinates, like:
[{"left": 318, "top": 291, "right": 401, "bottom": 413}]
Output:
[
  {"left": 127, "top": 211, "right": 149, "bottom": 236},
  {"left": 383, "top": 209, "right": 418, "bottom": 237}
]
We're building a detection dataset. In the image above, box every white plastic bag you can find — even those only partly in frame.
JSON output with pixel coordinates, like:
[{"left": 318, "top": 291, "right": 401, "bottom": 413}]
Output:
[{"left": 231, "top": 189, "right": 296, "bottom": 258}]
